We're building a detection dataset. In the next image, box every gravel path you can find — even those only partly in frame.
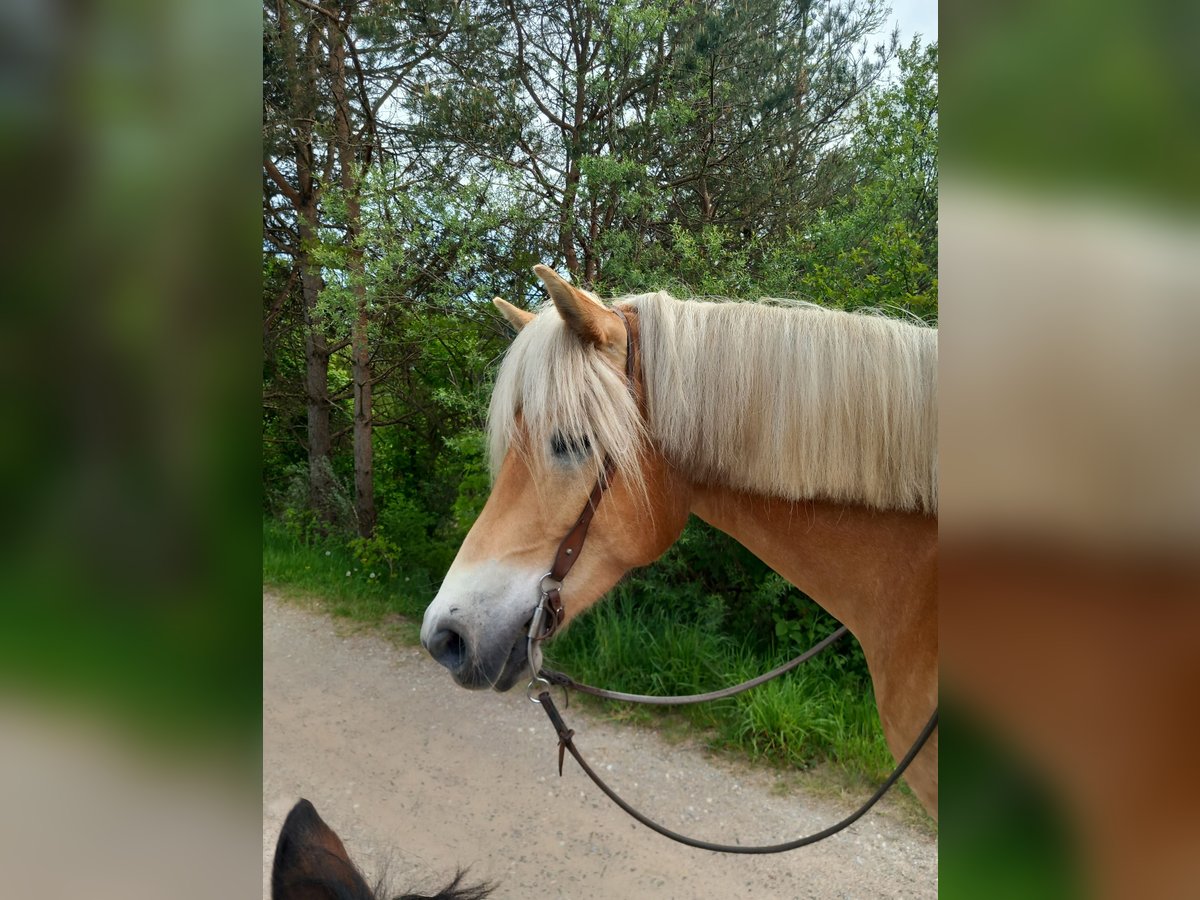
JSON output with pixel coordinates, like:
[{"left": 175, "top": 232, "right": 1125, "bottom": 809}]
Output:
[{"left": 263, "top": 591, "right": 936, "bottom": 899}]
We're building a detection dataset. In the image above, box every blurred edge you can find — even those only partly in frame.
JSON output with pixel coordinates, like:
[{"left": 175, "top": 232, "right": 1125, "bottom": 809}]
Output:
[
  {"left": 940, "top": 180, "right": 1200, "bottom": 900},
  {"left": 0, "top": 0, "right": 262, "bottom": 897},
  {"left": 941, "top": 0, "right": 1200, "bottom": 897}
]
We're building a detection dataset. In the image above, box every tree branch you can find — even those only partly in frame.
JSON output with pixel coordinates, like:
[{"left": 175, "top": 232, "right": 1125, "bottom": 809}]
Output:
[
  {"left": 289, "top": 0, "right": 337, "bottom": 22},
  {"left": 264, "top": 156, "right": 302, "bottom": 207},
  {"left": 505, "top": 1, "right": 572, "bottom": 132}
]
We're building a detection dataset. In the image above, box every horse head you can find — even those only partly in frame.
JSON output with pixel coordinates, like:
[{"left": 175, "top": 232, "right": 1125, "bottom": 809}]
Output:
[{"left": 420, "top": 266, "right": 689, "bottom": 690}]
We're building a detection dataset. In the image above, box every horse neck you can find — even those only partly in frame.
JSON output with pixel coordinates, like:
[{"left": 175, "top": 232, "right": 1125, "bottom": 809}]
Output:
[{"left": 688, "top": 485, "right": 937, "bottom": 664}]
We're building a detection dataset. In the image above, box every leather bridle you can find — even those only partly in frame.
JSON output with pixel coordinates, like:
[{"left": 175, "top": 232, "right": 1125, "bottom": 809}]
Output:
[
  {"left": 521, "top": 304, "right": 938, "bottom": 853},
  {"left": 524, "top": 306, "right": 635, "bottom": 664}
]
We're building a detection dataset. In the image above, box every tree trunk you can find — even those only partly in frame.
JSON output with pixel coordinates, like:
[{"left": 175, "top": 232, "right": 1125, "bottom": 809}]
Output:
[
  {"left": 330, "top": 14, "right": 375, "bottom": 538},
  {"left": 271, "top": 0, "right": 338, "bottom": 526},
  {"left": 560, "top": 153, "right": 581, "bottom": 278},
  {"left": 298, "top": 204, "right": 336, "bottom": 524},
  {"left": 351, "top": 337, "right": 374, "bottom": 538}
]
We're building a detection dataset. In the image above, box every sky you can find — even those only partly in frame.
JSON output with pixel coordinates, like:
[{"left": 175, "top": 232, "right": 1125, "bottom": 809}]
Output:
[{"left": 884, "top": 0, "right": 938, "bottom": 46}]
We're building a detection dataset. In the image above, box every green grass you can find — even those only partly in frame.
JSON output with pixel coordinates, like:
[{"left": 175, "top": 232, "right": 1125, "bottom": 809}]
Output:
[
  {"left": 265, "top": 519, "right": 908, "bottom": 807},
  {"left": 939, "top": 711, "right": 1081, "bottom": 898},
  {"left": 263, "top": 519, "right": 434, "bottom": 623},
  {"left": 544, "top": 596, "right": 895, "bottom": 783}
]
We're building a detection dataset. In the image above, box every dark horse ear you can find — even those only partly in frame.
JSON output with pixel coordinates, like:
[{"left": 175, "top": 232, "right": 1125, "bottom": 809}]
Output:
[{"left": 272, "top": 799, "right": 375, "bottom": 900}]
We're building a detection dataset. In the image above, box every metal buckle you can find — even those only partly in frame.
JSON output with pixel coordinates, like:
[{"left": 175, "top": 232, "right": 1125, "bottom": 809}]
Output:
[
  {"left": 532, "top": 573, "right": 564, "bottom": 640},
  {"left": 527, "top": 595, "right": 548, "bottom": 643},
  {"left": 526, "top": 587, "right": 550, "bottom": 703},
  {"left": 527, "top": 583, "right": 557, "bottom": 641},
  {"left": 527, "top": 573, "right": 565, "bottom": 703}
]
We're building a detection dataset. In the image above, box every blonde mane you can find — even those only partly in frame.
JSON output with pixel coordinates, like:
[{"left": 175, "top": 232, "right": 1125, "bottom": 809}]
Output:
[
  {"left": 488, "top": 294, "right": 648, "bottom": 492},
  {"left": 488, "top": 291, "right": 937, "bottom": 514}
]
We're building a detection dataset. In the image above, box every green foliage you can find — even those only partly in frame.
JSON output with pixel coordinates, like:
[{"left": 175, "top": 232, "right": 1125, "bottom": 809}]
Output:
[
  {"left": 442, "top": 430, "right": 491, "bottom": 541},
  {"left": 791, "top": 40, "right": 938, "bottom": 317},
  {"left": 373, "top": 491, "right": 447, "bottom": 579},
  {"left": 346, "top": 532, "right": 402, "bottom": 578},
  {"left": 263, "top": 518, "right": 434, "bottom": 622},
  {"left": 282, "top": 504, "right": 321, "bottom": 546},
  {"left": 599, "top": 40, "right": 938, "bottom": 318},
  {"left": 939, "top": 713, "right": 1082, "bottom": 898},
  {"left": 268, "top": 459, "right": 356, "bottom": 536}
]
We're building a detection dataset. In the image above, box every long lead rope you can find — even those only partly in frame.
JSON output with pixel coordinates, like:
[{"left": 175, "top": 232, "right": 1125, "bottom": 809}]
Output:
[
  {"left": 539, "top": 625, "right": 849, "bottom": 705},
  {"left": 536, "top": 690, "right": 937, "bottom": 854}
]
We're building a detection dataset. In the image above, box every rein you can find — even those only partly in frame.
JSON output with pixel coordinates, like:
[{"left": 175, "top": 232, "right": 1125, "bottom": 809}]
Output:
[
  {"left": 537, "top": 690, "right": 938, "bottom": 854},
  {"left": 539, "top": 624, "right": 850, "bottom": 705},
  {"left": 524, "top": 304, "right": 938, "bottom": 853}
]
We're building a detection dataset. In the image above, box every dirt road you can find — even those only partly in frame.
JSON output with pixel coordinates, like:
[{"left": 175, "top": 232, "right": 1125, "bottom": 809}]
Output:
[{"left": 263, "top": 592, "right": 936, "bottom": 898}]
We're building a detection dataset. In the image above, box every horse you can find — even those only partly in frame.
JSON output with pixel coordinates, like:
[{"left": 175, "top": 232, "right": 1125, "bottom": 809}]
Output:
[
  {"left": 271, "top": 798, "right": 494, "bottom": 900},
  {"left": 420, "top": 265, "right": 938, "bottom": 819}
]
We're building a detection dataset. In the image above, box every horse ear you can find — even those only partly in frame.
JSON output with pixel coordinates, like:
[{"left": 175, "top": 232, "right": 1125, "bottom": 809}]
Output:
[
  {"left": 533, "top": 264, "right": 622, "bottom": 348},
  {"left": 492, "top": 296, "right": 534, "bottom": 332},
  {"left": 271, "top": 799, "right": 374, "bottom": 900}
]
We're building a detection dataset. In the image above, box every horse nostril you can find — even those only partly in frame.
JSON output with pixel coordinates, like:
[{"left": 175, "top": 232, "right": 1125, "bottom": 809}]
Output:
[{"left": 426, "top": 625, "right": 467, "bottom": 672}]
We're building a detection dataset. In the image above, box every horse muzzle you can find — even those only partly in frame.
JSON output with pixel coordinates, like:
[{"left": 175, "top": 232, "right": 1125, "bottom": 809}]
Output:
[
  {"left": 421, "top": 613, "right": 530, "bottom": 692},
  {"left": 421, "top": 558, "right": 548, "bottom": 690}
]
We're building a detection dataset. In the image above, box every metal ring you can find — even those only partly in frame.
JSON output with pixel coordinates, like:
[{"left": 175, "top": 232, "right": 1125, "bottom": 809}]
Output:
[
  {"left": 539, "top": 572, "right": 563, "bottom": 594},
  {"left": 526, "top": 674, "right": 551, "bottom": 703}
]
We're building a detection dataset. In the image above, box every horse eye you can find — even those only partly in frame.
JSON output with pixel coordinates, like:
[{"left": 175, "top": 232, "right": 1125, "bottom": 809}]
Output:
[{"left": 550, "top": 433, "right": 591, "bottom": 459}]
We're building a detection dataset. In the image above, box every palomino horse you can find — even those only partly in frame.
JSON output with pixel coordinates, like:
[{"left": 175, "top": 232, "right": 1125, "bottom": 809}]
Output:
[
  {"left": 421, "top": 266, "right": 938, "bottom": 818},
  {"left": 271, "top": 798, "right": 493, "bottom": 900}
]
